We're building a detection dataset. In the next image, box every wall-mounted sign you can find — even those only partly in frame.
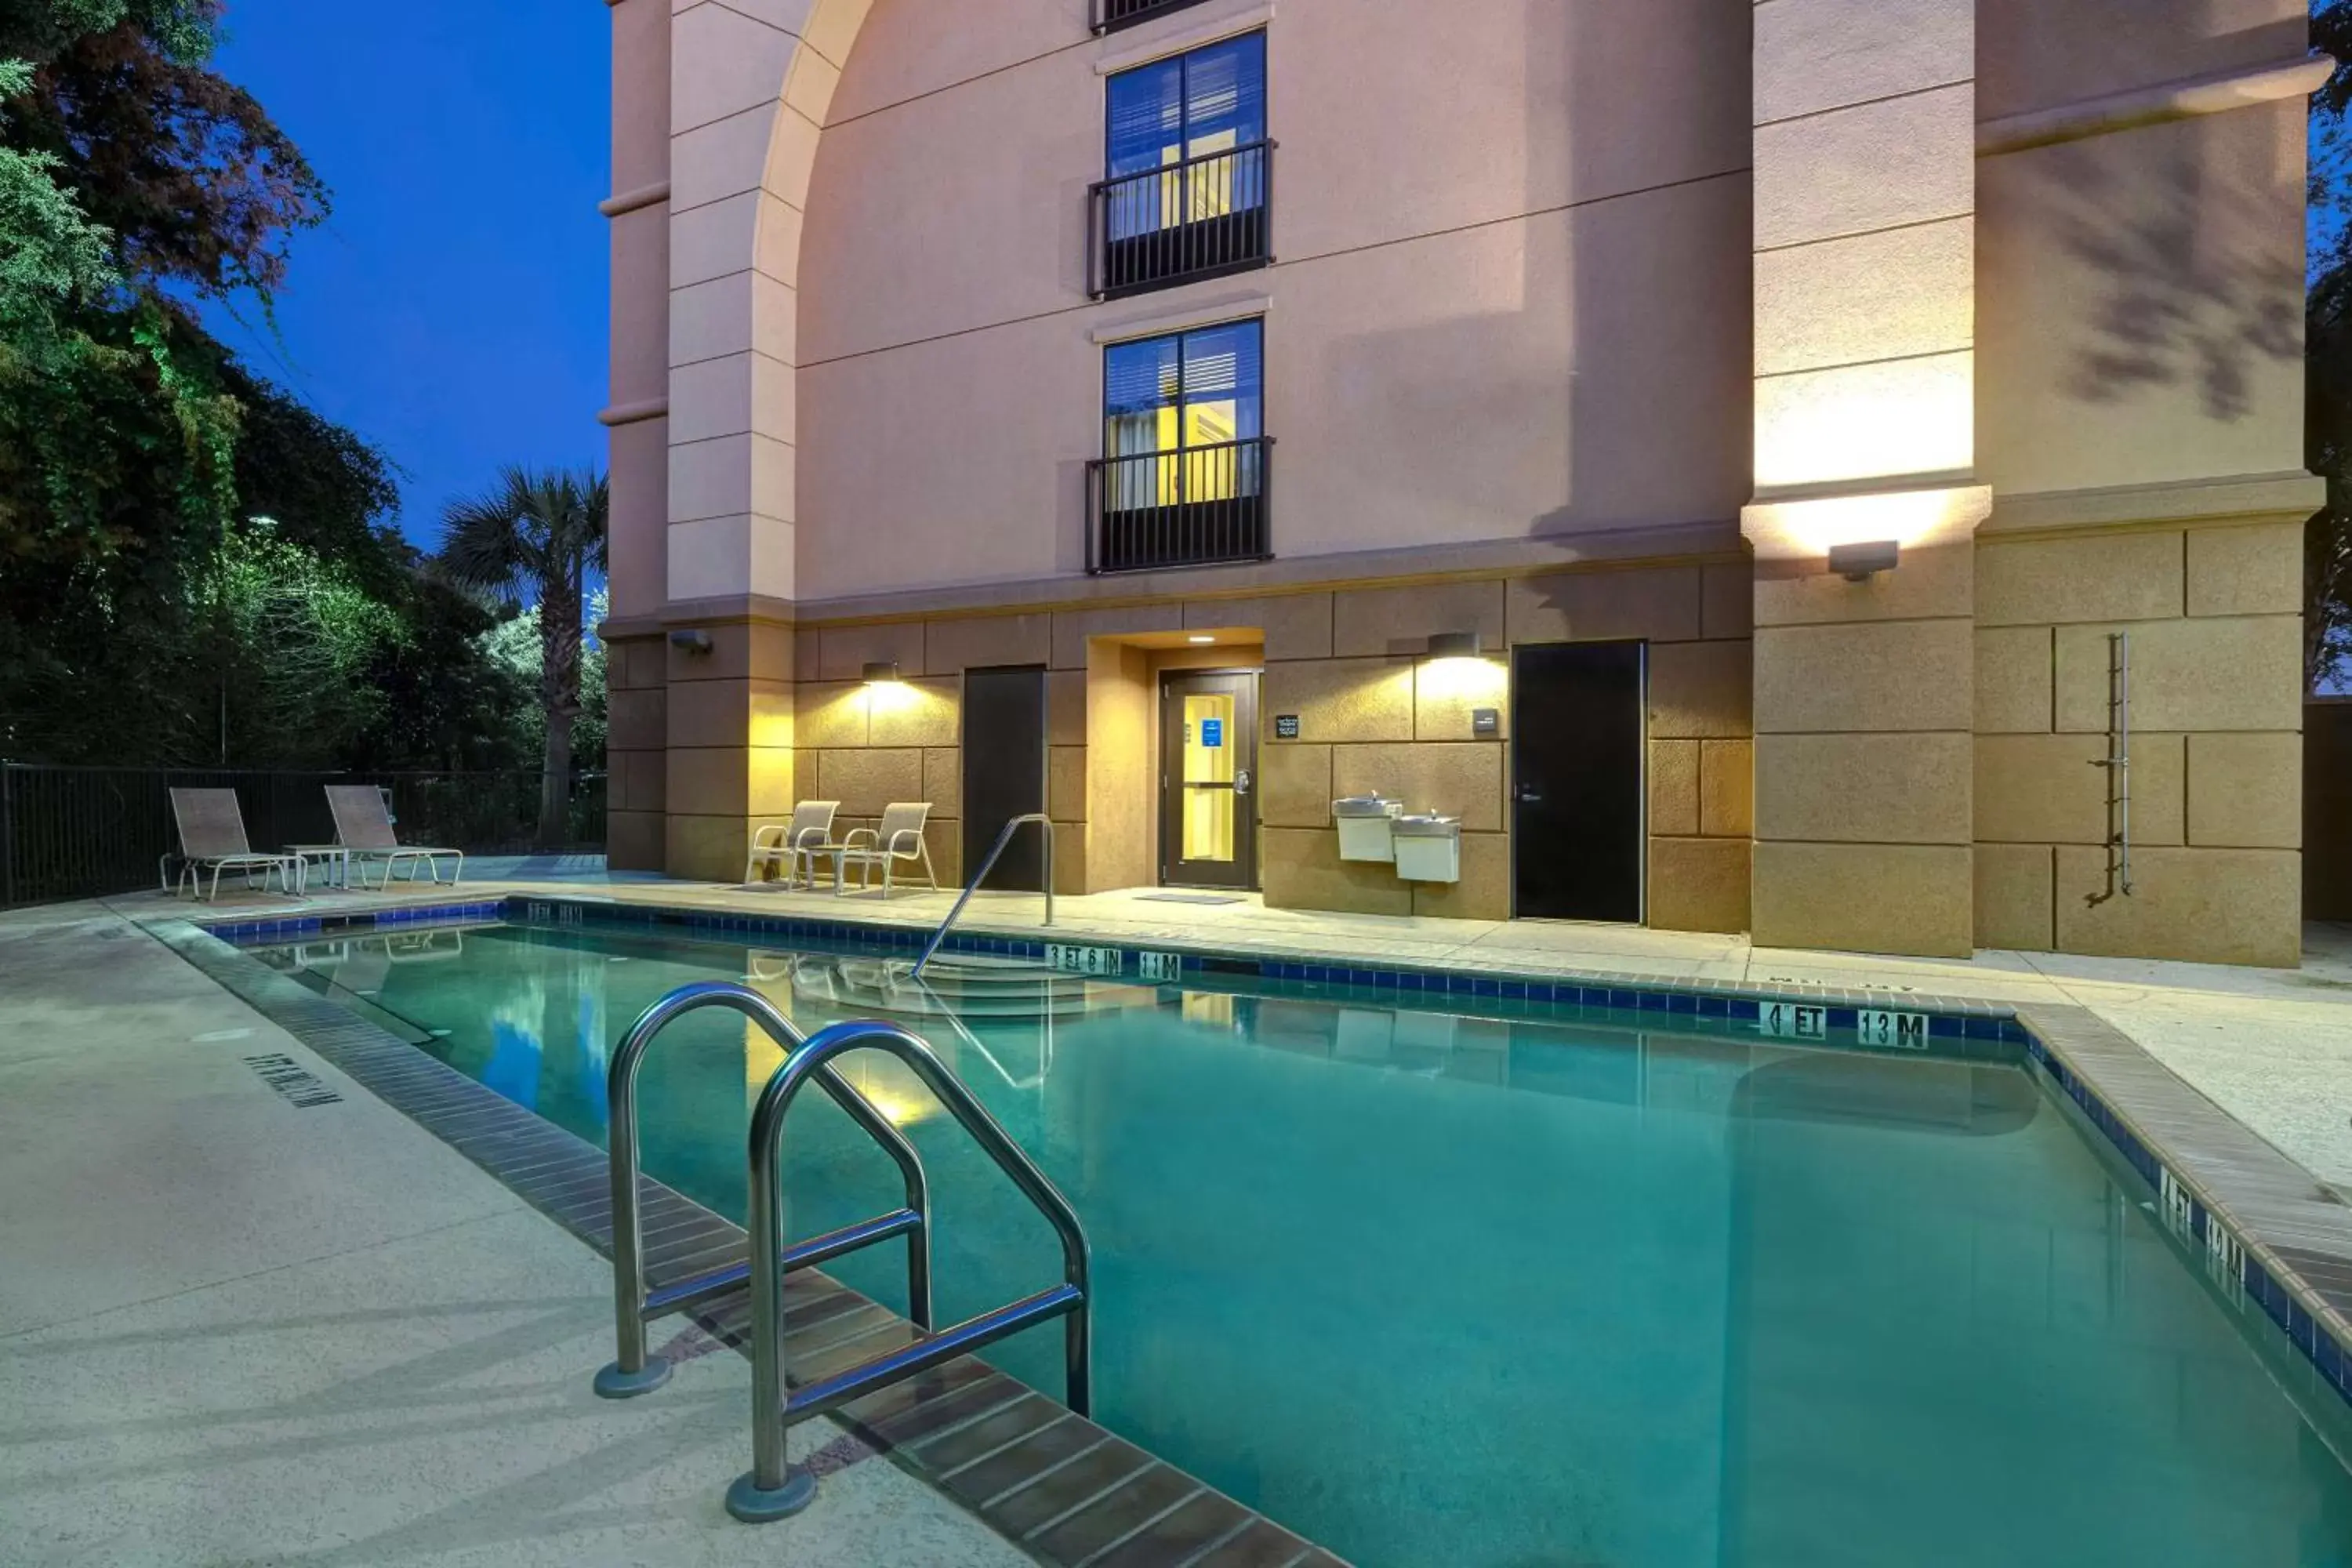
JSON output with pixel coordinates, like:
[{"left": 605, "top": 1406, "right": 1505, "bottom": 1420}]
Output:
[
  {"left": 1200, "top": 717, "right": 1225, "bottom": 749},
  {"left": 1274, "top": 714, "right": 1301, "bottom": 740},
  {"left": 1472, "top": 707, "right": 1500, "bottom": 737}
]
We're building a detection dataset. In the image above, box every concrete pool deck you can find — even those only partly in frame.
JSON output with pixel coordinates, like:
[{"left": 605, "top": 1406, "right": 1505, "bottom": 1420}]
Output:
[
  {"left": 0, "top": 901, "right": 1031, "bottom": 1567},
  {"left": 118, "top": 869, "right": 2352, "bottom": 1191}
]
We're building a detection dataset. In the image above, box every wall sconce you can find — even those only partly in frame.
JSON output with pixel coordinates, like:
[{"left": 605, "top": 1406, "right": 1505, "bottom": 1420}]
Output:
[
  {"left": 1828, "top": 540, "right": 1900, "bottom": 583},
  {"left": 669, "top": 629, "right": 713, "bottom": 655},
  {"left": 862, "top": 660, "right": 902, "bottom": 684},
  {"left": 1426, "top": 631, "right": 1483, "bottom": 660}
]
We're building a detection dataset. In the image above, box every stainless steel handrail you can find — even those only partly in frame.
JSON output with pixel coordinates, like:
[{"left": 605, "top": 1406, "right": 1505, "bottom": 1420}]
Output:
[
  {"left": 726, "top": 1018, "right": 1092, "bottom": 1523},
  {"left": 591, "top": 982, "right": 935, "bottom": 1399},
  {"left": 912, "top": 811, "right": 1054, "bottom": 978}
]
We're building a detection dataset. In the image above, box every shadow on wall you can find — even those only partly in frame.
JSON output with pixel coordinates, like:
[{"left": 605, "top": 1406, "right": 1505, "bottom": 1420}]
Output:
[
  {"left": 1307, "top": 0, "right": 1754, "bottom": 561},
  {"left": 2039, "top": 140, "right": 2301, "bottom": 419},
  {"left": 1977, "top": 92, "right": 2306, "bottom": 492}
]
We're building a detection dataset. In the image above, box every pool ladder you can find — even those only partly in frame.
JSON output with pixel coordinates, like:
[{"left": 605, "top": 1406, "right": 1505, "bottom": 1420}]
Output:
[{"left": 593, "top": 981, "right": 1093, "bottom": 1523}]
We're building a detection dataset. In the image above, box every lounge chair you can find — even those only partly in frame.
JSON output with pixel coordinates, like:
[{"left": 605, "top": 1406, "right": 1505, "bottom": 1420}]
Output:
[
  {"left": 169, "top": 788, "right": 303, "bottom": 902},
  {"left": 325, "top": 785, "right": 464, "bottom": 889},
  {"left": 746, "top": 800, "right": 840, "bottom": 887},
  {"left": 837, "top": 802, "right": 940, "bottom": 899}
]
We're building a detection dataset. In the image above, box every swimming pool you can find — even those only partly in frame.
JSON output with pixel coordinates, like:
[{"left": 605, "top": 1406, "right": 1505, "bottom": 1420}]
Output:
[{"left": 248, "top": 916, "right": 2352, "bottom": 1567}]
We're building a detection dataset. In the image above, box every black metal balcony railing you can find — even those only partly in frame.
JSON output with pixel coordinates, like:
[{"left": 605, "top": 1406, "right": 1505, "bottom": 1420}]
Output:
[
  {"left": 1091, "top": 0, "right": 1214, "bottom": 34},
  {"left": 1088, "top": 140, "right": 1274, "bottom": 299},
  {"left": 1085, "top": 437, "right": 1273, "bottom": 575}
]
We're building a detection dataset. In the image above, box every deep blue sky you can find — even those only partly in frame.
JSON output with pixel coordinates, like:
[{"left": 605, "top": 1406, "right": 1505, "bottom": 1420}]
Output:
[{"left": 203, "top": 0, "right": 611, "bottom": 548}]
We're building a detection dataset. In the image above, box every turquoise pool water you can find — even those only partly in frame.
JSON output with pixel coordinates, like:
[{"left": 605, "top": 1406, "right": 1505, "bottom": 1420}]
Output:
[{"left": 254, "top": 920, "right": 2352, "bottom": 1567}]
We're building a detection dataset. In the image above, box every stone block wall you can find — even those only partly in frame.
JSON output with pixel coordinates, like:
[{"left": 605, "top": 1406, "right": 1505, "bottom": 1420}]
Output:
[
  {"left": 663, "top": 617, "right": 795, "bottom": 882},
  {"left": 764, "top": 559, "right": 1752, "bottom": 928},
  {"left": 604, "top": 633, "right": 669, "bottom": 871},
  {"left": 1972, "top": 517, "right": 2304, "bottom": 966},
  {"left": 1256, "top": 561, "right": 1754, "bottom": 928}
]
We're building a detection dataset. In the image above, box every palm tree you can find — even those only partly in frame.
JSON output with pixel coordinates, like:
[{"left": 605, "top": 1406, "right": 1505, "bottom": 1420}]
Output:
[{"left": 437, "top": 466, "right": 608, "bottom": 848}]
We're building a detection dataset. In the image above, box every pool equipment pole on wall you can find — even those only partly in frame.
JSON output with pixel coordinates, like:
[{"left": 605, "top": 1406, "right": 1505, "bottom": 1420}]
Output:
[{"left": 2089, "top": 630, "right": 2133, "bottom": 906}]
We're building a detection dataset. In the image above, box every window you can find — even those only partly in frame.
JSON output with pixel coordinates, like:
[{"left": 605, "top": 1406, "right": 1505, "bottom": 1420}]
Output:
[
  {"left": 1089, "top": 34, "right": 1272, "bottom": 298},
  {"left": 1088, "top": 320, "right": 1271, "bottom": 572}
]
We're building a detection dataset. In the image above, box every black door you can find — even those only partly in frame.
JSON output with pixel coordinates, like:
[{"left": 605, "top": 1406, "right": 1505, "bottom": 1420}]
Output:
[
  {"left": 1512, "top": 641, "right": 1646, "bottom": 922},
  {"left": 962, "top": 666, "right": 1047, "bottom": 891},
  {"left": 1160, "top": 670, "right": 1258, "bottom": 889}
]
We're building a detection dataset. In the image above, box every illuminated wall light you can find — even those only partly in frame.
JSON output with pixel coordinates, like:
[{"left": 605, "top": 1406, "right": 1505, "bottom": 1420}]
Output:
[
  {"left": 861, "top": 660, "right": 901, "bottom": 684},
  {"left": 1742, "top": 484, "right": 1993, "bottom": 564},
  {"left": 1419, "top": 631, "right": 1505, "bottom": 702},
  {"left": 1188, "top": 634, "right": 1216, "bottom": 644},
  {"left": 1828, "top": 539, "right": 1900, "bottom": 581}
]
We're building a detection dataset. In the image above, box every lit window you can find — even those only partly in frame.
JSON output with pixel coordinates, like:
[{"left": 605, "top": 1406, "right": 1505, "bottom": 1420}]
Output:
[{"left": 1102, "top": 321, "right": 1263, "bottom": 509}]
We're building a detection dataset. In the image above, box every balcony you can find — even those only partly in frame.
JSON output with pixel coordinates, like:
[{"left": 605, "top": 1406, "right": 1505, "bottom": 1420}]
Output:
[
  {"left": 1091, "top": 0, "right": 1216, "bottom": 34},
  {"left": 1085, "top": 437, "right": 1273, "bottom": 575},
  {"left": 1088, "top": 141, "right": 1274, "bottom": 300}
]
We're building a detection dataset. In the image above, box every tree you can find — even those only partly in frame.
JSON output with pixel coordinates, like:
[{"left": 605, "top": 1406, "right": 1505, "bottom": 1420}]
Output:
[
  {"left": 437, "top": 468, "right": 608, "bottom": 847},
  {"left": 0, "top": 1, "right": 534, "bottom": 776},
  {"left": 2311, "top": 5, "right": 2352, "bottom": 695},
  {"left": 0, "top": 0, "right": 321, "bottom": 572}
]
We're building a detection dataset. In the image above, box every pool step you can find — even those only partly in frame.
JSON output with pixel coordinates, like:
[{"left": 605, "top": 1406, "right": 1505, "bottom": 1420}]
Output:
[{"left": 788, "top": 953, "right": 1156, "bottom": 1021}]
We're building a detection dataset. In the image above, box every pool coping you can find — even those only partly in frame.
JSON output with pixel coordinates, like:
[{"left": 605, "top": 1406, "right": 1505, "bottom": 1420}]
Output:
[
  {"left": 146, "top": 913, "right": 1347, "bottom": 1568},
  {"left": 161, "top": 891, "right": 2352, "bottom": 1443}
]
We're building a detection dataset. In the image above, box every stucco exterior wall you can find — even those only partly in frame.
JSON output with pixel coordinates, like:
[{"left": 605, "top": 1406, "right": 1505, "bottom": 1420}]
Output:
[
  {"left": 792, "top": 0, "right": 1755, "bottom": 603},
  {"left": 607, "top": 0, "right": 2322, "bottom": 962}
]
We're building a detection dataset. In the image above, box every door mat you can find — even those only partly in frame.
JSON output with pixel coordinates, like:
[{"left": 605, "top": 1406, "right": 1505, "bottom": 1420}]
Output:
[{"left": 1136, "top": 892, "right": 1247, "bottom": 906}]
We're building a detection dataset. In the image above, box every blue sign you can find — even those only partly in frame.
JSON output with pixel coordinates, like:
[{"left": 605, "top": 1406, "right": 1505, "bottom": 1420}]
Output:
[{"left": 1200, "top": 717, "right": 1225, "bottom": 749}]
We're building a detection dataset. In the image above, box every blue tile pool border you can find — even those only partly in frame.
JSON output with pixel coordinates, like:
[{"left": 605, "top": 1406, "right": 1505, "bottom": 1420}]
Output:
[{"left": 187, "top": 889, "right": 2352, "bottom": 1424}]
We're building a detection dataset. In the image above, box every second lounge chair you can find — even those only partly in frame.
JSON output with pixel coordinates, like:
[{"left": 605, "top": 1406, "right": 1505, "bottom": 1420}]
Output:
[{"left": 325, "top": 785, "right": 465, "bottom": 890}]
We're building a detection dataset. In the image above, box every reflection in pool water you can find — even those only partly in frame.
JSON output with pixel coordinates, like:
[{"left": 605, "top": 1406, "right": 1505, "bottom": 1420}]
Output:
[{"left": 256, "top": 921, "right": 2352, "bottom": 1568}]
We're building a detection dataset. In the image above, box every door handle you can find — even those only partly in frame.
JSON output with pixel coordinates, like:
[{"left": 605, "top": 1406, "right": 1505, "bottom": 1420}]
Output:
[
  {"left": 1235, "top": 770, "right": 1253, "bottom": 796},
  {"left": 1518, "top": 785, "right": 1543, "bottom": 804}
]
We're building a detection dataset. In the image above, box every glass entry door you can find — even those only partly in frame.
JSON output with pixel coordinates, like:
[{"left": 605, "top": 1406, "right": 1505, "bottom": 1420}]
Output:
[{"left": 1160, "top": 670, "right": 1258, "bottom": 889}]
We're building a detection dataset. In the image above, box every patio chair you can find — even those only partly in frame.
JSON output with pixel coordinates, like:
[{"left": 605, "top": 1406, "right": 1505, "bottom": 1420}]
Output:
[
  {"left": 168, "top": 788, "right": 303, "bottom": 902},
  {"left": 324, "top": 785, "right": 465, "bottom": 889},
  {"left": 745, "top": 800, "right": 840, "bottom": 887},
  {"left": 837, "top": 802, "right": 940, "bottom": 899}
]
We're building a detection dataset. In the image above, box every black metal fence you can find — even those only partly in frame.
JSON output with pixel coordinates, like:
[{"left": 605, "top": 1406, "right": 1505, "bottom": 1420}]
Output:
[
  {"left": 0, "top": 764, "right": 606, "bottom": 908},
  {"left": 1091, "top": 0, "right": 1213, "bottom": 34},
  {"left": 1088, "top": 140, "right": 1274, "bottom": 299},
  {"left": 1086, "top": 436, "right": 1274, "bottom": 574}
]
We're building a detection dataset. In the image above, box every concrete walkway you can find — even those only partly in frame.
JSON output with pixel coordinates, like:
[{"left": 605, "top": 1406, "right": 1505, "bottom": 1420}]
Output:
[
  {"left": 134, "top": 870, "right": 2352, "bottom": 1191},
  {"left": 0, "top": 902, "right": 1028, "bottom": 1567}
]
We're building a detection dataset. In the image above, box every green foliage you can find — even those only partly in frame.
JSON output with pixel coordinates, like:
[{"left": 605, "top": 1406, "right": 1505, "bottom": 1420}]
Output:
[
  {"left": 477, "top": 590, "right": 609, "bottom": 771},
  {"left": 0, "top": 0, "right": 547, "bottom": 773},
  {"left": 212, "top": 521, "right": 401, "bottom": 765},
  {"left": 2314, "top": 5, "right": 2352, "bottom": 695},
  {"left": 437, "top": 468, "right": 609, "bottom": 844}
]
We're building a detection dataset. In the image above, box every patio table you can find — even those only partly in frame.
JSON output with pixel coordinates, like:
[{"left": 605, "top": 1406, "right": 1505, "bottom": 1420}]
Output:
[{"left": 286, "top": 844, "right": 350, "bottom": 893}]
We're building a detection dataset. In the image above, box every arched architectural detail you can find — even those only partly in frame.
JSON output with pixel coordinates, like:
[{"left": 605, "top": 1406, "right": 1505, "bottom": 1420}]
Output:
[{"left": 655, "top": 0, "right": 878, "bottom": 611}]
